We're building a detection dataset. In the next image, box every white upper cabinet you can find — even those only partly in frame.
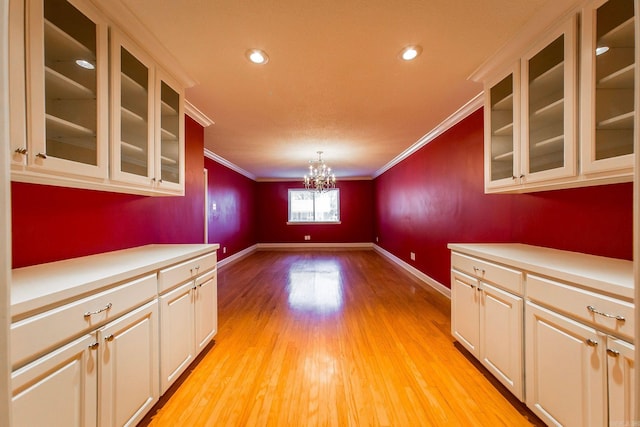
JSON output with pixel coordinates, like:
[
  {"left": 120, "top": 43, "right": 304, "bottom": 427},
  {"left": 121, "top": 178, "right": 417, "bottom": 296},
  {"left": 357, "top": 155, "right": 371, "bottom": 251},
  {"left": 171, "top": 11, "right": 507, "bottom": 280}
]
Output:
[
  {"left": 580, "top": 0, "right": 636, "bottom": 175},
  {"left": 479, "top": 0, "right": 637, "bottom": 193},
  {"left": 110, "top": 31, "right": 184, "bottom": 194},
  {"left": 522, "top": 16, "right": 578, "bottom": 185},
  {"left": 25, "top": 0, "right": 109, "bottom": 179},
  {"left": 110, "top": 30, "right": 155, "bottom": 187},
  {"left": 155, "top": 70, "right": 185, "bottom": 193},
  {"left": 484, "top": 64, "right": 521, "bottom": 190},
  {"left": 11, "top": 0, "right": 188, "bottom": 195}
]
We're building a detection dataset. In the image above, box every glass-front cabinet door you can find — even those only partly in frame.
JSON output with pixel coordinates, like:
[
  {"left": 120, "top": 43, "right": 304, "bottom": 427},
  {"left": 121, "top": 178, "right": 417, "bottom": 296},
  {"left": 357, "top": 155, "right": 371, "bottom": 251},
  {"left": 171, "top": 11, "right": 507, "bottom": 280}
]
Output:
[
  {"left": 26, "top": 0, "right": 108, "bottom": 178},
  {"left": 581, "top": 0, "right": 636, "bottom": 174},
  {"left": 521, "top": 16, "right": 577, "bottom": 184},
  {"left": 155, "top": 70, "right": 184, "bottom": 192},
  {"left": 485, "top": 65, "right": 520, "bottom": 190},
  {"left": 110, "top": 30, "right": 155, "bottom": 187}
]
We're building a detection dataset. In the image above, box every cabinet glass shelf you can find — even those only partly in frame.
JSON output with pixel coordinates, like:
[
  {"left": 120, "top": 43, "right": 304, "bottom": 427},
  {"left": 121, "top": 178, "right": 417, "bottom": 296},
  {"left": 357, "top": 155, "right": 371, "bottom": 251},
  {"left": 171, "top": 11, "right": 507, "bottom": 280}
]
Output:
[
  {"left": 42, "top": 0, "right": 98, "bottom": 166},
  {"left": 489, "top": 72, "right": 516, "bottom": 182},
  {"left": 591, "top": 0, "right": 635, "bottom": 161},
  {"left": 527, "top": 33, "right": 566, "bottom": 175}
]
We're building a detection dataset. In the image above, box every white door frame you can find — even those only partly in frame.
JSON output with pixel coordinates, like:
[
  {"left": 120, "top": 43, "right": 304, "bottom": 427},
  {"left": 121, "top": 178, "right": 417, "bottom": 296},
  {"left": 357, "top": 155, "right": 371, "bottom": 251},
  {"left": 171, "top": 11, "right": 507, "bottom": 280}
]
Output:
[
  {"left": 1, "top": 0, "right": 13, "bottom": 424},
  {"left": 204, "top": 168, "right": 208, "bottom": 244}
]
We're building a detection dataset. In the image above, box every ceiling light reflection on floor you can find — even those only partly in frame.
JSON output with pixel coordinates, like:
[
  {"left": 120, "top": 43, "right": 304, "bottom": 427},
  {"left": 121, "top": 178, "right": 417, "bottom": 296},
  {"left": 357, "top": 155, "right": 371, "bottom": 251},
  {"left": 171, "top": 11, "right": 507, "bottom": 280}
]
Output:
[{"left": 287, "top": 268, "right": 343, "bottom": 312}]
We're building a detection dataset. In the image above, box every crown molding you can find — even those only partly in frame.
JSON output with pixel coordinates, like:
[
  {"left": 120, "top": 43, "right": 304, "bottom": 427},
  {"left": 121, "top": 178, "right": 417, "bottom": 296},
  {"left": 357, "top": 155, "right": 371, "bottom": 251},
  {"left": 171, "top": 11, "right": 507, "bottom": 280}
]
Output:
[
  {"left": 185, "top": 100, "right": 214, "bottom": 127},
  {"left": 255, "top": 176, "right": 372, "bottom": 183},
  {"left": 204, "top": 149, "right": 256, "bottom": 180},
  {"left": 468, "top": 0, "right": 582, "bottom": 83},
  {"left": 90, "top": 0, "right": 196, "bottom": 88},
  {"left": 373, "top": 93, "right": 483, "bottom": 178}
]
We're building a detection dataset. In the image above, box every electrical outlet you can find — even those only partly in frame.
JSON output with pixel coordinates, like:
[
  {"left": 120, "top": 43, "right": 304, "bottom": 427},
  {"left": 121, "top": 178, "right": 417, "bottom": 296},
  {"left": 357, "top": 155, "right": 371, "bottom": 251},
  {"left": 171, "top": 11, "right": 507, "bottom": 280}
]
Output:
[
  {"left": 223, "top": 247, "right": 227, "bottom": 254},
  {"left": 376, "top": 236, "right": 379, "bottom": 242},
  {"left": 410, "top": 252, "right": 415, "bottom": 261},
  {"left": 304, "top": 235, "right": 311, "bottom": 241}
]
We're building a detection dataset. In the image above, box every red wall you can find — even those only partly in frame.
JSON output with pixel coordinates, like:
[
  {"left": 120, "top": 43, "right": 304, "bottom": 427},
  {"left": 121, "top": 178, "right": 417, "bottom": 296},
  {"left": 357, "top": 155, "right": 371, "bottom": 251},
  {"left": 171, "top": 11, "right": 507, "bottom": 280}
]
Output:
[
  {"left": 11, "top": 116, "right": 207, "bottom": 268},
  {"left": 374, "top": 108, "right": 633, "bottom": 288},
  {"left": 256, "top": 180, "right": 374, "bottom": 244},
  {"left": 204, "top": 158, "right": 257, "bottom": 261}
]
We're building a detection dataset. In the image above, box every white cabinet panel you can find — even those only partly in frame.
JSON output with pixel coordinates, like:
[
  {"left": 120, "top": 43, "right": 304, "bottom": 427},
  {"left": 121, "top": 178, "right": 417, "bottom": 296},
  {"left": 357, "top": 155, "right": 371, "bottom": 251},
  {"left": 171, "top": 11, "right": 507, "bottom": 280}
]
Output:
[
  {"left": 451, "top": 264, "right": 524, "bottom": 400},
  {"left": 480, "top": 283, "right": 523, "bottom": 400},
  {"left": 159, "top": 282, "right": 195, "bottom": 393},
  {"left": 195, "top": 269, "right": 218, "bottom": 353},
  {"left": 98, "top": 300, "right": 159, "bottom": 427},
  {"left": 12, "top": 333, "right": 98, "bottom": 427},
  {"left": 607, "top": 337, "right": 635, "bottom": 425},
  {"left": 451, "top": 270, "right": 480, "bottom": 356},
  {"left": 525, "top": 302, "right": 607, "bottom": 427},
  {"left": 159, "top": 266, "right": 217, "bottom": 393}
]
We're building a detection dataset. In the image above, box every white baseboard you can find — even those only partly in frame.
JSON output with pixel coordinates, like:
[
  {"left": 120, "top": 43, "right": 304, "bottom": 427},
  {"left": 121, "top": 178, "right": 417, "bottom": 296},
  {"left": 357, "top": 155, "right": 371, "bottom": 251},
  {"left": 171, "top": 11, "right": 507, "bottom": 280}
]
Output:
[
  {"left": 255, "top": 242, "right": 374, "bottom": 250},
  {"left": 373, "top": 245, "right": 451, "bottom": 299},
  {"left": 217, "top": 244, "right": 258, "bottom": 268}
]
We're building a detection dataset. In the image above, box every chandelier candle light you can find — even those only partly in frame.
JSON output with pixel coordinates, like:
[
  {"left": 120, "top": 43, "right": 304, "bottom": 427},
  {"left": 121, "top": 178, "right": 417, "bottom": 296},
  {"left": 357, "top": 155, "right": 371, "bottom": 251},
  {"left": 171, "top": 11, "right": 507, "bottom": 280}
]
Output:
[{"left": 304, "top": 151, "right": 336, "bottom": 192}]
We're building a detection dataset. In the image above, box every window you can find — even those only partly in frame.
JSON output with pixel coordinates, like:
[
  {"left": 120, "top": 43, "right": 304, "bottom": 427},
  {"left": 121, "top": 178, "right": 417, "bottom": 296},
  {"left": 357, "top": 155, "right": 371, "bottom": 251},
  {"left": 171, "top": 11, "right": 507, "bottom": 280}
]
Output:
[{"left": 288, "top": 189, "right": 340, "bottom": 223}]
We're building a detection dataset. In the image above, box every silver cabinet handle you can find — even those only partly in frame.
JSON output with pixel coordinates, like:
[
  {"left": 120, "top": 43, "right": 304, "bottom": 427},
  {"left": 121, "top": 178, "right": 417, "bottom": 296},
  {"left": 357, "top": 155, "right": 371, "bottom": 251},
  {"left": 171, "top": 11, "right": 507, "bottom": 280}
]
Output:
[
  {"left": 587, "top": 305, "right": 625, "bottom": 322},
  {"left": 84, "top": 302, "right": 112, "bottom": 318},
  {"left": 586, "top": 338, "right": 598, "bottom": 347},
  {"left": 606, "top": 348, "right": 620, "bottom": 357}
]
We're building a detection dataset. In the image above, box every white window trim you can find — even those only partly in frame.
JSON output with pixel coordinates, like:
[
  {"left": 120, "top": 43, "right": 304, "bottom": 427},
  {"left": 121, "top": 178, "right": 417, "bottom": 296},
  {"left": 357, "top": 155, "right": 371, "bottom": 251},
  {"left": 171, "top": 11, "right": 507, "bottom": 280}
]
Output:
[{"left": 287, "top": 189, "right": 340, "bottom": 224}]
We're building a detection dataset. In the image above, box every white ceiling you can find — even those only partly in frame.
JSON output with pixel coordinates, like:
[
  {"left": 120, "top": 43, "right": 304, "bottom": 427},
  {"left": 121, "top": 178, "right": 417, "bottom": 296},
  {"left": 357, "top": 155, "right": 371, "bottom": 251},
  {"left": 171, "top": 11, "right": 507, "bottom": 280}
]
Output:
[{"left": 119, "top": 0, "right": 574, "bottom": 180}]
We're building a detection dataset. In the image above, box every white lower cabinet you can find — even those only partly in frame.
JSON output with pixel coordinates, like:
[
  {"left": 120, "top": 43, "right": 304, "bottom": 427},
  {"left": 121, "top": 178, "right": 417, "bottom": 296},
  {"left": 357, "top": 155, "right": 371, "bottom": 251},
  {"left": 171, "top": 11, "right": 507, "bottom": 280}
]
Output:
[
  {"left": 607, "top": 337, "right": 635, "bottom": 426},
  {"left": 12, "top": 333, "right": 98, "bottom": 427},
  {"left": 98, "top": 300, "right": 159, "bottom": 427},
  {"left": 11, "top": 300, "right": 159, "bottom": 427},
  {"left": 10, "top": 245, "right": 219, "bottom": 427},
  {"left": 448, "top": 243, "right": 635, "bottom": 427},
  {"left": 159, "top": 267, "right": 217, "bottom": 393},
  {"left": 525, "top": 301, "right": 607, "bottom": 426},
  {"left": 451, "top": 259, "right": 524, "bottom": 400}
]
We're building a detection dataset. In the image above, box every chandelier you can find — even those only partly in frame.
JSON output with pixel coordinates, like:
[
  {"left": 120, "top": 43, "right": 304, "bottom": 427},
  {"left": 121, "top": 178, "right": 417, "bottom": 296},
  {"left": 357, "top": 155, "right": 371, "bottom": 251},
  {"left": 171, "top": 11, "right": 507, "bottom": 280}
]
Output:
[{"left": 304, "top": 151, "right": 336, "bottom": 192}]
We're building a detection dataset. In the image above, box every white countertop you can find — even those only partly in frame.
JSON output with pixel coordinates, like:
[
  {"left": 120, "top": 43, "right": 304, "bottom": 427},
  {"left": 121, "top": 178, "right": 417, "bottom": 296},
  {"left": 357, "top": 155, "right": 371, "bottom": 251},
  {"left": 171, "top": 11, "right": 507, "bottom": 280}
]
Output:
[
  {"left": 11, "top": 244, "right": 219, "bottom": 319},
  {"left": 448, "top": 243, "right": 634, "bottom": 301}
]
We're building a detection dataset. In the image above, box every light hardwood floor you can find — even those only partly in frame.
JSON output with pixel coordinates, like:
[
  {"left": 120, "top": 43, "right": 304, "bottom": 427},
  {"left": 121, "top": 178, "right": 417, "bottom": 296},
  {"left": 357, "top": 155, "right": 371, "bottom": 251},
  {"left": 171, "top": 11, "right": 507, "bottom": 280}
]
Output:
[{"left": 140, "top": 250, "right": 543, "bottom": 426}]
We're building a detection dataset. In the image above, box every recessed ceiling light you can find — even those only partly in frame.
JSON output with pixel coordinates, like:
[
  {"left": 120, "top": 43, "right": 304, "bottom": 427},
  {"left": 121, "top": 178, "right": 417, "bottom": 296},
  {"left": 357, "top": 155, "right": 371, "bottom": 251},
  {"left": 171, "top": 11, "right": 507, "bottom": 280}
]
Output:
[
  {"left": 246, "top": 49, "right": 269, "bottom": 64},
  {"left": 75, "top": 59, "right": 95, "bottom": 69},
  {"left": 595, "top": 46, "right": 610, "bottom": 56},
  {"left": 400, "top": 45, "right": 422, "bottom": 61}
]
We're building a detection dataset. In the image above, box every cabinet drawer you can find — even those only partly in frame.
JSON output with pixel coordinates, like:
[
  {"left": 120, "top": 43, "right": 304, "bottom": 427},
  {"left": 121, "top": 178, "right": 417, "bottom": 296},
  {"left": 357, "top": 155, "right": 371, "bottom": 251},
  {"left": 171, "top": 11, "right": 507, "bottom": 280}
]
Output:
[
  {"left": 451, "top": 252, "right": 523, "bottom": 295},
  {"left": 11, "top": 273, "right": 157, "bottom": 369},
  {"left": 527, "top": 274, "right": 634, "bottom": 342},
  {"left": 158, "top": 252, "right": 217, "bottom": 293}
]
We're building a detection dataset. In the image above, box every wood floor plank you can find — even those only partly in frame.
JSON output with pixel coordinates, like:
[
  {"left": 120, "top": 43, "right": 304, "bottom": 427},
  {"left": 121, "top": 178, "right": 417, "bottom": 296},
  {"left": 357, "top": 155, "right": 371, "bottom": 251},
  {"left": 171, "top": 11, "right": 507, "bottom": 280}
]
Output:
[{"left": 140, "top": 250, "right": 543, "bottom": 426}]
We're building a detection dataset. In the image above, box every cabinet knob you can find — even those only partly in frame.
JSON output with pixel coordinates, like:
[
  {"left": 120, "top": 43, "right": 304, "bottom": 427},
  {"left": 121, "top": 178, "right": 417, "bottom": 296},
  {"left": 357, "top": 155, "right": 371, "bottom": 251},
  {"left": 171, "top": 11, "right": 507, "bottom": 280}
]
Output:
[
  {"left": 14, "top": 148, "right": 27, "bottom": 155},
  {"left": 606, "top": 348, "right": 620, "bottom": 357},
  {"left": 35, "top": 152, "right": 47, "bottom": 159},
  {"left": 472, "top": 266, "right": 485, "bottom": 275},
  {"left": 104, "top": 334, "right": 115, "bottom": 342},
  {"left": 88, "top": 342, "right": 99, "bottom": 350},
  {"left": 585, "top": 338, "right": 598, "bottom": 347}
]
